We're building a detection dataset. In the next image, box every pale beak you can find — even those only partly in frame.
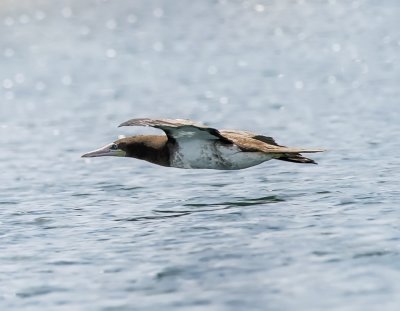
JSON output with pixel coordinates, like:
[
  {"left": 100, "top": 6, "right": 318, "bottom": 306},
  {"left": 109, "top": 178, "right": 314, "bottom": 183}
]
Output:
[{"left": 81, "top": 143, "right": 125, "bottom": 158}]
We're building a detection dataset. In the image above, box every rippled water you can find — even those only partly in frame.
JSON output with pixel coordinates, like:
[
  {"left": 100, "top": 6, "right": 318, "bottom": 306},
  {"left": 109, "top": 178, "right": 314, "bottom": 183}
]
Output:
[{"left": 1, "top": 0, "right": 400, "bottom": 310}]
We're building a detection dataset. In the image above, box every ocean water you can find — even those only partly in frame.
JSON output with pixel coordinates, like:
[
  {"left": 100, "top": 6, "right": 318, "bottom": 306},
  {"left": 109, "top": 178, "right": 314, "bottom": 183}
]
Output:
[{"left": 1, "top": 0, "right": 400, "bottom": 310}]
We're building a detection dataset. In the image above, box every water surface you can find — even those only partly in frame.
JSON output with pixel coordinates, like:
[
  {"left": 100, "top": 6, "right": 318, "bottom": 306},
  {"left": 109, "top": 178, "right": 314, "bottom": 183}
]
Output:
[{"left": 1, "top": 1, "right": 400, "bottom": 310}]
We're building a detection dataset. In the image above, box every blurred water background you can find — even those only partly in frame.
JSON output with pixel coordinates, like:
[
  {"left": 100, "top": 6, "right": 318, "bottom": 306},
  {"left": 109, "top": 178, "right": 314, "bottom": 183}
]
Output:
[{"left": 1, "top": 0, "right": 400, "bottom": 310}]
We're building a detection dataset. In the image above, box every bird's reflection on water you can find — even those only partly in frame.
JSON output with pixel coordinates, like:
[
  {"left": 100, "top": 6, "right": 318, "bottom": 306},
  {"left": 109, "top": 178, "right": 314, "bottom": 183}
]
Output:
[{"left": 117, "top": 195, "right": 284, "bottom": 222}]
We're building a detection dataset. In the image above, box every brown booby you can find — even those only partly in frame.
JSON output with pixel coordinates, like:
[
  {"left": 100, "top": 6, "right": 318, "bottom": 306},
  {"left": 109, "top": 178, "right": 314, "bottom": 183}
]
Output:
[{"left": 81, "top": 118, "right": 323, "bottom": 169}]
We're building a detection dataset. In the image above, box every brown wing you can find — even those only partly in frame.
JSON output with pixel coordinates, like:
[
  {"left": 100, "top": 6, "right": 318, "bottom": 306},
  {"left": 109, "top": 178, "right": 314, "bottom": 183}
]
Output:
[
  {"left": 118, "top": 118, "right": 232, "bottom": 143},
  {"left": 219, "top": 130, "right": 324, "bottom": 154},
  {"left": 119, "top": 118, "right": 204, "bottom": 128},
  {"left": 220, "top": 130, "right": 283, "bottom": 147}
]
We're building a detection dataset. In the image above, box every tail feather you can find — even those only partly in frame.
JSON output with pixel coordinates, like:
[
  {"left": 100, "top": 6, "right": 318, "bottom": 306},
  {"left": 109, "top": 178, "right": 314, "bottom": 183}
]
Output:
[{"left": 277, "top": 154, "right": 317, "bottom": 164}]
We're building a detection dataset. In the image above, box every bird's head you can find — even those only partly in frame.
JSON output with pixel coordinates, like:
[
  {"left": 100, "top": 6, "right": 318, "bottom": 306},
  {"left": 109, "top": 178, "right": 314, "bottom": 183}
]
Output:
[
  {"left": 81, "top": 138, "right": 132, "bottom": 158},
  {"left": 81, "top": 135, "right": 169, "bottom": 166}
]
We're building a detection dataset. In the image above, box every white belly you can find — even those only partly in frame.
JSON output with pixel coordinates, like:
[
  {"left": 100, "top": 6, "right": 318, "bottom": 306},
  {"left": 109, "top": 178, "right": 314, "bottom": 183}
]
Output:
[{"left": 170, "top": 140, "right": 273, "bottom": 170}]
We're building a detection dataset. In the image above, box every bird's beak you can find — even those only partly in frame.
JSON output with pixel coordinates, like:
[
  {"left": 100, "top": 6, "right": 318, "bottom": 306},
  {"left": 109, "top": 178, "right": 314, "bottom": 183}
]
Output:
[{"left": 81, "top": 143, "right": 126, "bottom": 158}]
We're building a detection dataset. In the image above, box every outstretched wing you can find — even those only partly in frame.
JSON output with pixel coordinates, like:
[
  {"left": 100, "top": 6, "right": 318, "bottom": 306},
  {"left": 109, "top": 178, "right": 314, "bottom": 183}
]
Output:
[
  {"left": 118, "top": 118, "right": 232, "bottom": 143},
  {"left": 220, "top": 130, "right": 283, "bottom": 147},
  {"left": 219, "top": 129, "right": 324, "bottom": 154}
]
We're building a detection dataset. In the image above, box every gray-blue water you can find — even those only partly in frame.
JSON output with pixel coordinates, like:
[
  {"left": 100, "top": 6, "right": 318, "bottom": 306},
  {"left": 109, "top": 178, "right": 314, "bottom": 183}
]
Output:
[{"left": 1, "top": 0, "right": 400, "bottom": 310}]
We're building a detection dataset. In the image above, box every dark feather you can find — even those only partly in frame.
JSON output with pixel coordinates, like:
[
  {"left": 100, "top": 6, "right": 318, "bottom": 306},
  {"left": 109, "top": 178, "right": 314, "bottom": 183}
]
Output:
[
  {"left": 252, "top": 135, "right": 283, "bottom": 147},
  {"left": 277, "top": 154, "right": 317, "bottom": 164}
]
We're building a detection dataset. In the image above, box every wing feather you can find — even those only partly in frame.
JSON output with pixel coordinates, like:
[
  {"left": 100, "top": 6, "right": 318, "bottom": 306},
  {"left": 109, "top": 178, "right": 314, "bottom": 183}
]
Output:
[
  {"left": 219, "top": 130, "right": 323, "bottom": 154},
  {"left": 118, "top": 119, "right": 323, "bottom": 154},
  {"left": 118, "top": 118, "right": 232, "bottom": 143}
]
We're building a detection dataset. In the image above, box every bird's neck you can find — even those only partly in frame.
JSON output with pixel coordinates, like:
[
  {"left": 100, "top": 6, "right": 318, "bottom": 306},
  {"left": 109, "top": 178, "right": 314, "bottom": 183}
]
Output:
[{"left": 126, "top": 136, "right": 170, "bottom": 167}]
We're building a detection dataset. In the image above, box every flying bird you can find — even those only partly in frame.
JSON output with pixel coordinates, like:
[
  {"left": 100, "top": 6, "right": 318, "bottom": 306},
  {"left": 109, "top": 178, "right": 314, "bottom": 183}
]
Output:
[{"left": 82, "top": 118, "right": 323, "bottom": 170}]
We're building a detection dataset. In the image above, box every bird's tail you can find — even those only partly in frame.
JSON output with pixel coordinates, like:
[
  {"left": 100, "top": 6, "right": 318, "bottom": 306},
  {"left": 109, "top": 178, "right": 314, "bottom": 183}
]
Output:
[{"left": 276, "top": 153, "right": 318, "bottom": 164}]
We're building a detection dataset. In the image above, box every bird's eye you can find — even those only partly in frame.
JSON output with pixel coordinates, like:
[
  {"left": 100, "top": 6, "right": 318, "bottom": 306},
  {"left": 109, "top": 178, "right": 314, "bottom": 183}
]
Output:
[{"left": 110, "top": 144, "right": 118, "bottom": 150}]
